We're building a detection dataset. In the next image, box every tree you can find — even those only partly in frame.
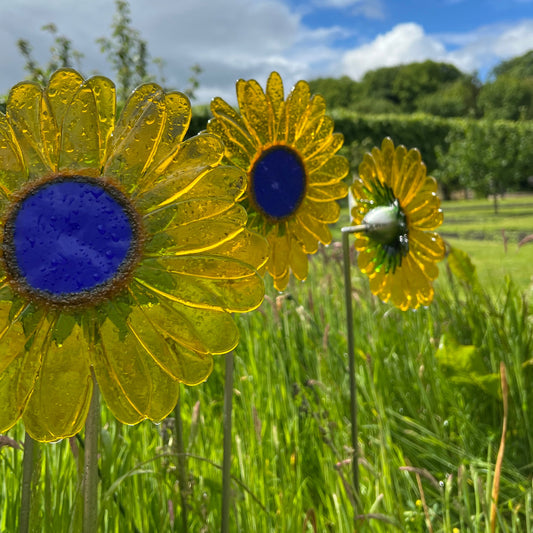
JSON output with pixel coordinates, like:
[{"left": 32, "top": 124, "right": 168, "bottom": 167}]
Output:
[
  {"left": 308, "top": 76, "right": 362, "bottom": 109},
  {"left": 359, "top": 60, "right": 468, "bottom": 112},
  {"left": 491, "top": 50, "right": 533, "bottom": 79},
  {"left": 416, "top": 75, "right": 480, "bottom": 118},
  {"left": 9, "top": 0, "right": 202, "bottom": 108},
  {"left": 436, "top": 120, "right": 528, "bottom": 212},
  {"left": 97, "top": 0, "right": 154, "bottom": 103},
  {"left": 16, "top": 23, "right": 83, "bottom": 86},
  {"left": 478, "top": 75, "right": 533, "bottom": 120}
]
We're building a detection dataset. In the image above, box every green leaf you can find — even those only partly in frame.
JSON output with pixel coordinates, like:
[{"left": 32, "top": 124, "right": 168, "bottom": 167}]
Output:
[
  {"left": 447, "top": 246, "right": 478, "bottom": 285},
  {"left": 435, "top": 334, "right": 500, "bottom": 398}
]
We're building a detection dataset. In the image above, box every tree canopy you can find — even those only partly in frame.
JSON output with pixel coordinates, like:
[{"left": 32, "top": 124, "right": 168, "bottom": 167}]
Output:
[{"left": 310, "top": 53, "right": 533, "bottom": 120}]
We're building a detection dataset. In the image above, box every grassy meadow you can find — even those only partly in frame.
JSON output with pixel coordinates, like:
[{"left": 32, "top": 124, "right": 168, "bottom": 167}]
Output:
[{"left": 1, "top": 196, "right": 532, "bottom": 532}]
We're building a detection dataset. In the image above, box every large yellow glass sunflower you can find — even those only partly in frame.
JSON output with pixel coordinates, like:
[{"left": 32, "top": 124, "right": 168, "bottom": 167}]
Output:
[
  {"left": 351, "top": 138, "right": 445, "bottom": 310},
  {"left": 207, "top": 72, "right": 349, "bottom": 291},
  {"left": 0, "top": 69, "right": 267, "bottom": 442}
]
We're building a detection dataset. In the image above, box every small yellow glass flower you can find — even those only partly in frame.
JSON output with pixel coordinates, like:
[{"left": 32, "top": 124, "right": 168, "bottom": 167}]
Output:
[
  {"left": 351, "top": 137, "right": 445, "bottom": 310},
  {"left": 0, "top": 69, "right": 267, "bottom": 442},
  {"left": 207, "top": 72, "right": 349, "bottom": 291}
]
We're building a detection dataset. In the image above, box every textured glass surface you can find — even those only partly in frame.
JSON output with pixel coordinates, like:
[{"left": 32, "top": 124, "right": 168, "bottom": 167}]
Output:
[
  {"left": 251, "top": 146, "right": 306, "bottom": 219},
  {"left": 351, "top": 137, "right": 445, "bottom": 310},
  {"left": 208, "top": 71, "right": 349, "bottom": 291},
  {"left": 0, "top": 69, "right": 268, "bottom": 442},
  {"left": 7, "top": 178, "right": 134, "bottom": 296}
]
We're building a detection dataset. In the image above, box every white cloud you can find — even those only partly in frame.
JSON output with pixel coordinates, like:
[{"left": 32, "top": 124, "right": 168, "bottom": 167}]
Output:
[
  {"left": 342, "top": 23, "right": 446, "bottom": 79},
  {"left": 342, "top": 20, "right": 533, "bottom": 81},
  {"left": 2, "top": 0, "right": 533, "bottom": 106},
  {"left": 0, "top": 0, "right": 343, "bottom": 103}
]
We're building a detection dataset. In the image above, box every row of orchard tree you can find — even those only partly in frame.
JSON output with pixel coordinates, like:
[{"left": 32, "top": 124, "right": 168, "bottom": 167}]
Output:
[{"left": 2, "top": 0, "right": 532, "bottom": 203}]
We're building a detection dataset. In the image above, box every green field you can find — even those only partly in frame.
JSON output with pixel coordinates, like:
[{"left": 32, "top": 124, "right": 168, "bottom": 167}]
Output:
[
  {"left": 1, "top": 196, "right": 532, "bottom": 532},
  {"left": 440, "top": 195, "right": 533, "bottom": 292}
]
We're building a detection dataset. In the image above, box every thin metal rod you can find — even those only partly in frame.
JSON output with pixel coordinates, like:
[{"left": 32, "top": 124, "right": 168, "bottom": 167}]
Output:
[
  {"left": 83, "top": 381, "right": 100, "bottom": 533},
  {"left": 221, "top": 351, "right": 235, "bottom": 533},
  {"left": 341, "top": 224, "right": 366, "bottom": 515},
  {"left": 20, "top": 433, "right": 38, "bottom": 533}
]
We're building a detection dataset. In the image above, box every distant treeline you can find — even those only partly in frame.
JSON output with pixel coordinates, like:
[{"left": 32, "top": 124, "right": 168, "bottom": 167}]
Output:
[{"left": 308, "top": 52, "right": 533, "bottom": 121}]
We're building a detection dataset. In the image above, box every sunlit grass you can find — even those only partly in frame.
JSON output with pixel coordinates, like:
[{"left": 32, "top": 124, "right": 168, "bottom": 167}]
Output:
[
  {"left": 1, "top": 194, "right": 532, "bottom": 531},
  {"left": 1, "top": 238, "right": 532, "bottom": 532}
]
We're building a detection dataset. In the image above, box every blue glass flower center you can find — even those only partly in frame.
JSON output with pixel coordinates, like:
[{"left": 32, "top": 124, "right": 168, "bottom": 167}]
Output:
[
  {"left": 250, "top": 146, "right": 307, "bottom": 219},
  {"left": 5, "top": 176, "right": 139, "bottom": 303}
]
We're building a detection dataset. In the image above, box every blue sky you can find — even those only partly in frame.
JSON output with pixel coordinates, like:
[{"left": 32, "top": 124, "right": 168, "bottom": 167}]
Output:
[{"left": 2, "top": 0, "right": 533, "bottom": 103}]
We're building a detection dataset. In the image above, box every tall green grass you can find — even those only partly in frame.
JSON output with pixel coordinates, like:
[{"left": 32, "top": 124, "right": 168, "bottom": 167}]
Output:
[{"left": 1, "top": 240, "right": 532, "bottom": 532}]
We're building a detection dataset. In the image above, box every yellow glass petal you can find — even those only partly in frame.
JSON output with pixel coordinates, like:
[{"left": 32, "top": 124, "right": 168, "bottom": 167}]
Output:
[
  {"left": 208, "top": 229, "right": 269, "bottom": 270},
  {"left": 420, "top": 175, "right": 439, "bottom": 195},
  {"left": 273, "top": 267, "right": 290, "bottom": 292},
  {"left": 95, "top": 302, "right": 179, "bottom": 423},
  {"left": 357, "top": 245, "right": 378, "bottom": 274},
  {"left": 394, "top": 149, "right": 426, "bottom": 206},
  {"left": 282, "top": 80, "right": 310, "bottom": 144},
  {"left": 0, "top": 299, "right": 33, "bottom": 375},
  {"left": 177, "top": 165, "right": 247, "bottom": 204},
  {"left": 46, "top": 69, "right": 84, "bottom": 134},
  {"left": 139, "top": 91, "right": 191, "bottom": 190},
  {"left": 206, "top": 116, "right": 254, "bottom": 171},
  {"left": 0, "top": 303, "right": 43, "bottom": 433},
  {"left": 23, "top": 318, "right": 93, "bottom": 442},
  {"left": 133, "top": 280, "right": 240, "bottom": 354},
  {"left": 92, "top": 338, "right": 143, "bottom": 425},
  {"left": 308, "top": 155, "right": 349, "bottom": 184},
  {"left": 358, "top": 154, "right": 377, "bottom": 189},
  {"left": 393, "top": 259, "right": 420, "bottom": 310},
  {"left": 409, "top": 204, "right": 444, "bottom": 230},
  {"left": 104, "top": 83, "right": 166, "bottom": 193},
  {"left": 373, "top": 137, "right": 395, "bottom": 188},
  {"left": 125, "top": 298, "right": 213, "bottom": 385},
  {"left": 266, "top": 227, "right": 290, "bottom": 279},
  {"left": 43, "top": 69, "right": 86, "bottom": 169},
  {"left": 295, "top": 211, "right": 332, "bottom": 244},
  {"left": 58, "top": 83, "right": 102, "bottom": 171},
  {"left": 295, "top": 113, "right": 332, "bottom": 158},
  {"left": 85, "top": 76, "right": 116, "bottom": 168},
  {"left": 289, "top": 243, "right": 308, "bottom": 281},
  {"left": 411, "top": 251, "right": 440, "bottom": 281},
  {"left": 288, "top": 217, "right": 319, "bottom": 254},
  {"left": 403, "top": 187, "right": 440, "bottom": 218},
  {"left": 409, "top": 229, "right": 445, "bottom": 261},
  {"left": 306, "top": 131, "right": 344, "bottom": 166},
  {"left": 307, "top": 181, "right": 348, "bottom": 202},
  {"left": 301, "top": 198, "right": 340, "bottom": 223},
  {"left": 266, "top": 72, "right": 284, "bottom": 122},
  {"left": 144, "top": 254, "right": 260, "bottom": 280},
  {"left": 145, "top": 205, "right": 247, "bottom": 256},
  {"left": 295, "top": 95, "right": 327, "bottom": 141},
  {"left": 144, "top": 197, "right": 240, "bottom": 234},
  {"left": 237, "top": 79, "right": 271, "bottom": 146},
  {"left": 209, "top": 97, "right": 257, "bottom": 158},
  {"left": 368, "top": 268, "right": 387, "bottom": 295},
  {"left": 7, "top": 81, "right": 51, "bottom": 178},
  {"left": 135, "top": 134, "right": 224, "bottom": 212},
  {"left": 0, "top": 116, "right": 26, "bottom": 198},
  {"left": 136, "top": 256, "right": 264, "bottom": 312}
]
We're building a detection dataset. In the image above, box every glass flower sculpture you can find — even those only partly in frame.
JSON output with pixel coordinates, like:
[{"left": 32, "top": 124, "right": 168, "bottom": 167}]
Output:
[
  {"left": 207, "top": 72, "right": 349, "bottom": 291},
  {"left": 0, "top": 69, "right": 267, "bottom": 442},
  {"left": 351, "top": 137, "right": 445, "bottom": 310}
]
